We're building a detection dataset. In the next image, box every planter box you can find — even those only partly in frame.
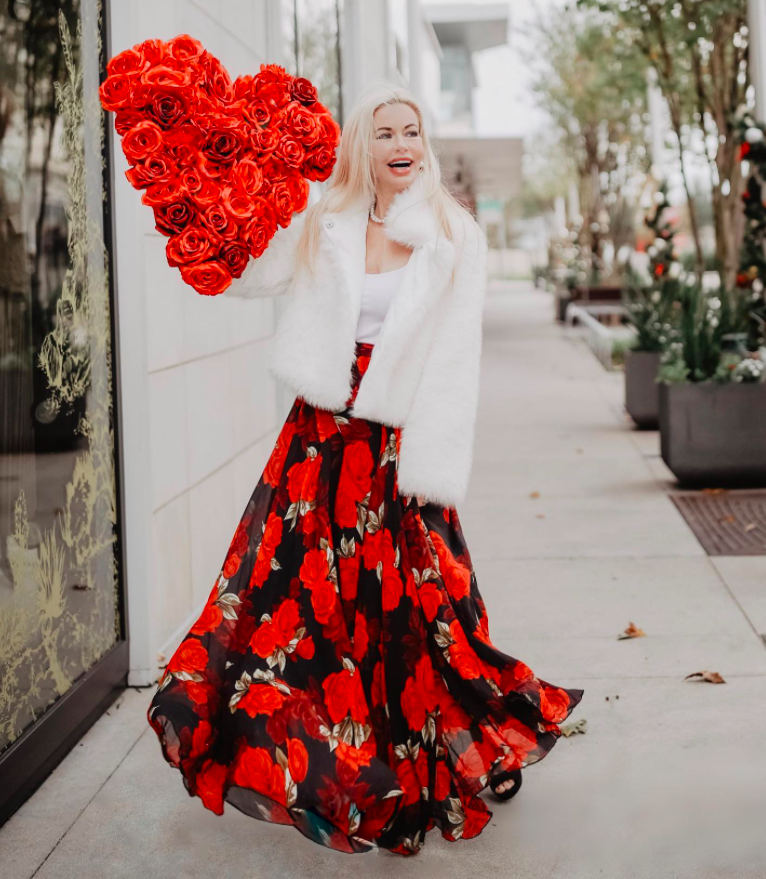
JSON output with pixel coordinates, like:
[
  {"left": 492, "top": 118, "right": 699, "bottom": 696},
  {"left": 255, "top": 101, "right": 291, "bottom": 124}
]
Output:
[
  {"left": 624, "top": 350, "right": 661, "bottom": 429},
  {"left": 659, "top": 382, "right": 766, "bottom": 486}
]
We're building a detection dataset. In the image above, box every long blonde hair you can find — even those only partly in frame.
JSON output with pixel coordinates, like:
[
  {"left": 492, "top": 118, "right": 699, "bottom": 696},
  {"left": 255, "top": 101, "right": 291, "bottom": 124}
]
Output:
[{"left": 293, "top": 80, "right": 474, "bottom": 283}]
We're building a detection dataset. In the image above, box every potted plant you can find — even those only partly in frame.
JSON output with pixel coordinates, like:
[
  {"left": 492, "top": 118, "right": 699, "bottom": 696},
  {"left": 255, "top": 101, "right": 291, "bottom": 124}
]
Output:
[
  {"left": 657, "top": 281, "right": 766, "bottom": 485},
  {"left": 622, "top": 183, "right": 682, "bottom": 428}
]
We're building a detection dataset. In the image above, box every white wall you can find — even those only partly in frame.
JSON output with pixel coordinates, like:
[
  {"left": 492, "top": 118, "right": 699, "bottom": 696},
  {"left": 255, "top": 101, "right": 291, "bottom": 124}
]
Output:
[{"left": 109, "top": 0, "right": 290, "bottom": 686}]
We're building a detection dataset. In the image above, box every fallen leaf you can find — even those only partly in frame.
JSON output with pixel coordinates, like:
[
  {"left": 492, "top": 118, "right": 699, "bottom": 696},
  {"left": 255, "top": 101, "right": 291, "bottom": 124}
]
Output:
[
  {"left": 744, "top": 523, "right": 757, "bottom": 533},
  {"left": 702, "top": 487, "right": 727, "bottom": 495},
  {"left": 684, "top": 670, "right": 726, "bottom": 684},
  {"left": 536, "top": 514, "right": 546, "bottom": 519},
  {"left": 719, "top": 515, "right": 736, "bottom": 524},
  {"left": 560, "top": 718, "right": 587, "bottom": 737},
  {"left": 617, "top": 621, "right": 646, "bottom": 640},
  {"left": 529, "top": 491, "right": 540, "bottom": 499}
]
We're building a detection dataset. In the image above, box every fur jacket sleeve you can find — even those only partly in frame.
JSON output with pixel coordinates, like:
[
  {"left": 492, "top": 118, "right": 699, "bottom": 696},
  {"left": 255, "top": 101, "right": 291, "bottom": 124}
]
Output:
[
  {"left": 394, "top": 214, "right": 488, "bottom": 507},
  {"left": 221, "top": 209, "right": 308, "bottom": 299}
]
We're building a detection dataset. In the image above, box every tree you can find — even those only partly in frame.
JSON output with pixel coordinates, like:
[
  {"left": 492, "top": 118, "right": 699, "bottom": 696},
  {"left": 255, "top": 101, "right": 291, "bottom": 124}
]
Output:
[
  {"left": 525, "top": 6, "right": 652, "bottom": 281},
  {"left": 577, "top": 0, "right": 748, "bottom": 291}
]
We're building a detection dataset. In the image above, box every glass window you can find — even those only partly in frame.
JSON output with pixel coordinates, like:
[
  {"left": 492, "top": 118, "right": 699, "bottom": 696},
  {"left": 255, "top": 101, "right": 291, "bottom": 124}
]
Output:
[
  {"left": 283, "top": 0, "right": 344, "bottom": 125},
  {"left": 0, "top": 0, "right": 121, "bottom": 754}
]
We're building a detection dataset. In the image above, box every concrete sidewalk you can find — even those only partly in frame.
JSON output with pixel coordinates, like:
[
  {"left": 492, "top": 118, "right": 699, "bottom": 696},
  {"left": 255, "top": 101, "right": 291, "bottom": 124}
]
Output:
[{"left": 3, "top": 281, "right": 766, "bottom": 878}]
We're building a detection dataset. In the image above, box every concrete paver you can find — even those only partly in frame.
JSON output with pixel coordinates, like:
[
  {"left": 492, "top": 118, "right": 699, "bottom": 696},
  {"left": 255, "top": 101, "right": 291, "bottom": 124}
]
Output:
[{"left": 2, "top": 282, "right": 764, "bottom": 878}]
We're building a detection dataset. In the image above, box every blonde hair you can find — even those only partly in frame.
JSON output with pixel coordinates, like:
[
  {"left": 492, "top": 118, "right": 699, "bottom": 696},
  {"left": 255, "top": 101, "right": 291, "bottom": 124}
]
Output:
[{"left": 293, "top": 79, "right": 475, "bottom": 284}]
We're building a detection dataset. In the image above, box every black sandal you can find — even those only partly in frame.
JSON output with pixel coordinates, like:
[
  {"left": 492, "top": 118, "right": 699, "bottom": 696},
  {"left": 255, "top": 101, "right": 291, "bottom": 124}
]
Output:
[{"left": 488, "top": 767, "right": 523, "bottom": 801}]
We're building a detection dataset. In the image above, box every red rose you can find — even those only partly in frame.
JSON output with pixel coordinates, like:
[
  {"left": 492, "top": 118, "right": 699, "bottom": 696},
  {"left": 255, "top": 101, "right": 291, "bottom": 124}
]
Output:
[
  {"left": 323, "top": 669, "right": 353, "bottom": 723},
  {"left": 283, "top": 101, "right": 322, "bottom": 147},
  {"left": 287, "top": 738, "right": 309, "bottom": 783},
  {"left": 121, "top": 120, "right": 164, "bottom": 163},
  {"left": 290, "top": 77, "right": 319, "bottom": 105},
  {"left": 200, "top": 204, "right": 238, "bottom": 240},
  {"left": 538, "top": 686, "right": 571, "bottom": 723},
  {"left": 154, "top": 200, "right": 196, "bottom": 236},
  {"left": 179, "top": 260, "right": 233, "bottom": 296},
  {"left": 244, "top": 206, "right": 278, "bottom": 259},
  {"left": 251, "top": 621, "right": 278, "bottom": 658},
  {"left": 271, "top": 176, "right": 308, "bottom": 226},
  {"left": 295, "top": 636, "right": 315, "bottom": 659},
  {"left": 286, "top": 453, "right": 322, "bottom": 504},
  {"left": 125, "top": 153, "right": 174, "bottom": 188},
  {"left": 167, "top": 638, "right": 208, "bottom": 673},
  {"left": 401, "top": 676, "right": 426, "bottom": 732},
  {"left": 299, "top": 547, "right": 328, "bottom": 588},
  {"left": 107, "top": 47, "right": 147, "bottom": 78},
  {"left": 114, "top": 109, "right": 145, "bottom": 136},
  {"left": 167, "top": 34, "right": 205, "bottom": 64},
  {"left": 455, "top": 739, "right": 494, "bottom": 779},
  {"left": 274, "top": 133, "right": 305, "bottom": 169},
  {"left": 190, "top": 602, "right": 222, "bottom": 635},
  {"left": 251, "top": 125, "right": 280, "bottom": 157},
  {"left": 242, "top": 98, "right": 271, "bottom": 128},
  {"left": 189, "top": 176, "right": 222, "bottom": 207},
  {"left": 222, "top": 185, "right": 257, "bottom": 221},
  {"left": 141, "top": 60, "right": 192, "bottom": 90},
  {"left": 149, "top": 89, "right": 190, "bottom": 129},
  {"left": 239, "top": 683, "right": 284, "bottom": 717},
  {"left": 273, "top": 598, "right": 300, "bottom": 643},
  {"left": 202, "top": 56, "right": 235, "bottom": 104},
  {"left": 310, "top": 580, "right": 337, "bottom": 624},
  {"left": 202, "top": 128, "right": 243, "bottom": 166},
  {"left": 231, "top": 160, "right": 264, "bottom": 196},
  {"left": 166, "top": 226, "right": 215, "bottom": 266},
  {"left": 136, "top": 38, "right": 166, "bottom": 67},
  {"left": 304, "top": 142, "right": 337, "bottom": 182},
  {"left": 219, "top": 243, "right": 248, "bottom": 278},
  {"left": 99, "top": 74, "right": 132, "bottom": 111},
  {"left": 418, "top": 582, "right": 442, "bottom": 622},
  {"left": 142, "top": 178, "right": 185, "bottom": 207},
  {"left": 253, "top": 64, "right": 292, "bottom": 109},
  {"left": 195, "top": 759, "right": 227, "bottom": 815}
]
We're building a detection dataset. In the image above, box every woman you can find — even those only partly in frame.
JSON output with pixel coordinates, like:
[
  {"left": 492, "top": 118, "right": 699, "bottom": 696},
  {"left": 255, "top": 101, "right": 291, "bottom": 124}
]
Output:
[{"left": 147, "top": 81, "right": 583, "bottom": 857}]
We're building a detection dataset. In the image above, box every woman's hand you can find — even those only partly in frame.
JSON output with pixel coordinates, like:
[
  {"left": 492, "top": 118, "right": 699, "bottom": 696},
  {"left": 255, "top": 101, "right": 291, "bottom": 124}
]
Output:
[{"left": 404, "top": 494, "right": 427, "bottom": 507}]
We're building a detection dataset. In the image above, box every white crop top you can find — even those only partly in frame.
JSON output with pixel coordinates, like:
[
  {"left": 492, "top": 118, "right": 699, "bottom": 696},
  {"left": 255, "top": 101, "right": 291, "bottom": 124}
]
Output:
[{"left": 355, "top": 261, "right": 410, "bottom": 344}]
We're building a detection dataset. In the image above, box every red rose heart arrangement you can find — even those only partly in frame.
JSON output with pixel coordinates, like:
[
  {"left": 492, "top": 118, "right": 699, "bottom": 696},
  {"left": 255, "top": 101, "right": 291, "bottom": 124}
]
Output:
[{"left": 99, "top": 35, "right": 340, "bottom": 295}]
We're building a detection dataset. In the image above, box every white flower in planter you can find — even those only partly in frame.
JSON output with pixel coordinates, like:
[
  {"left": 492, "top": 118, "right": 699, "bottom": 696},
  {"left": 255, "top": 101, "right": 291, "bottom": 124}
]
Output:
[
  {"left": 753, "top": 278, "right": 764, "bottom": 294},
  {"left": 732, "top": 359, "right": 765, "bottom": 383},
  {"left": 745, "top": 127, "right": 765, "bottom": 143},
  {"left": 668, "top": 262, "right": 682, "bottom": 278},
  {"left": 651, "top": 290, "right": 661, "bottom": 304},
  {"left": 654, "top": 238, "right": 667, "bottom": 252}
]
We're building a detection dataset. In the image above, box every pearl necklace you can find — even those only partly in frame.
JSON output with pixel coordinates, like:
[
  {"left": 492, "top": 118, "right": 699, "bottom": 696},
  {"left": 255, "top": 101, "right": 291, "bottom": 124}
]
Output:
[{"left": 369, "top": 204, "right": 385, "bottom": 224}]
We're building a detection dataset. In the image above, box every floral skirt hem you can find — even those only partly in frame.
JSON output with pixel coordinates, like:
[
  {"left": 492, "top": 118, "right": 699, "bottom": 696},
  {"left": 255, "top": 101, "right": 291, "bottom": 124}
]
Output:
[{"left": 147, "top": 340, "right": 584, "bottom": 857}]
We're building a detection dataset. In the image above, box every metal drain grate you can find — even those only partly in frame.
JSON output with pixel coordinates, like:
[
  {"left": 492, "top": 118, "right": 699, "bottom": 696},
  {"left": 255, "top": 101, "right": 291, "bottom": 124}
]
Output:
[{"left": 670, "top": 490, "right": 766, "bottom": 556}]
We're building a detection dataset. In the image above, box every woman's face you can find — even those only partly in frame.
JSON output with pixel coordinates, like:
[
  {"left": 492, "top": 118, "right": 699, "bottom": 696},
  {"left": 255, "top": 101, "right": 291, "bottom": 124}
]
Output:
[{"left": 370, "top": 102, "right": 425, "bottom": 192}]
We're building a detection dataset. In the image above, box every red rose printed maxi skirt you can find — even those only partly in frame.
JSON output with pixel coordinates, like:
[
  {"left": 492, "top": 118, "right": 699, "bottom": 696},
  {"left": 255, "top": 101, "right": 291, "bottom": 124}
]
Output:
[{"left": 147, "top": 341, "right": 584, "bottom": 856}]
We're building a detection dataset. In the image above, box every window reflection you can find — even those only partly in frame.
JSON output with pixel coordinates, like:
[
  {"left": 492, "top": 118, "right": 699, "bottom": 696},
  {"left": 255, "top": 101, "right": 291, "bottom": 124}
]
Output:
[
  {"left": 284, "top": 0, "right": 344, "bottom": 125},
  {"left": 0, "top": 0, "right": 120, "bottom": 754}
]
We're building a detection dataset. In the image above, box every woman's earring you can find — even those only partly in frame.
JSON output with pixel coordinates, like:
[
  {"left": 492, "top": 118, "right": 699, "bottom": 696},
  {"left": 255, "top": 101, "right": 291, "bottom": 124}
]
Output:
[{"left": 419, "top": 162, "right": 424, "bottom": 170}]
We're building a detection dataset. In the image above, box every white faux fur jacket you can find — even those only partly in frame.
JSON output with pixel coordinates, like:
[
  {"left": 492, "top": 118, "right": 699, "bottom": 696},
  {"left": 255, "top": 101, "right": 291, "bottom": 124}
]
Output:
[{"left": 224, "top": 173, "right": 488, "bottom": 508}]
